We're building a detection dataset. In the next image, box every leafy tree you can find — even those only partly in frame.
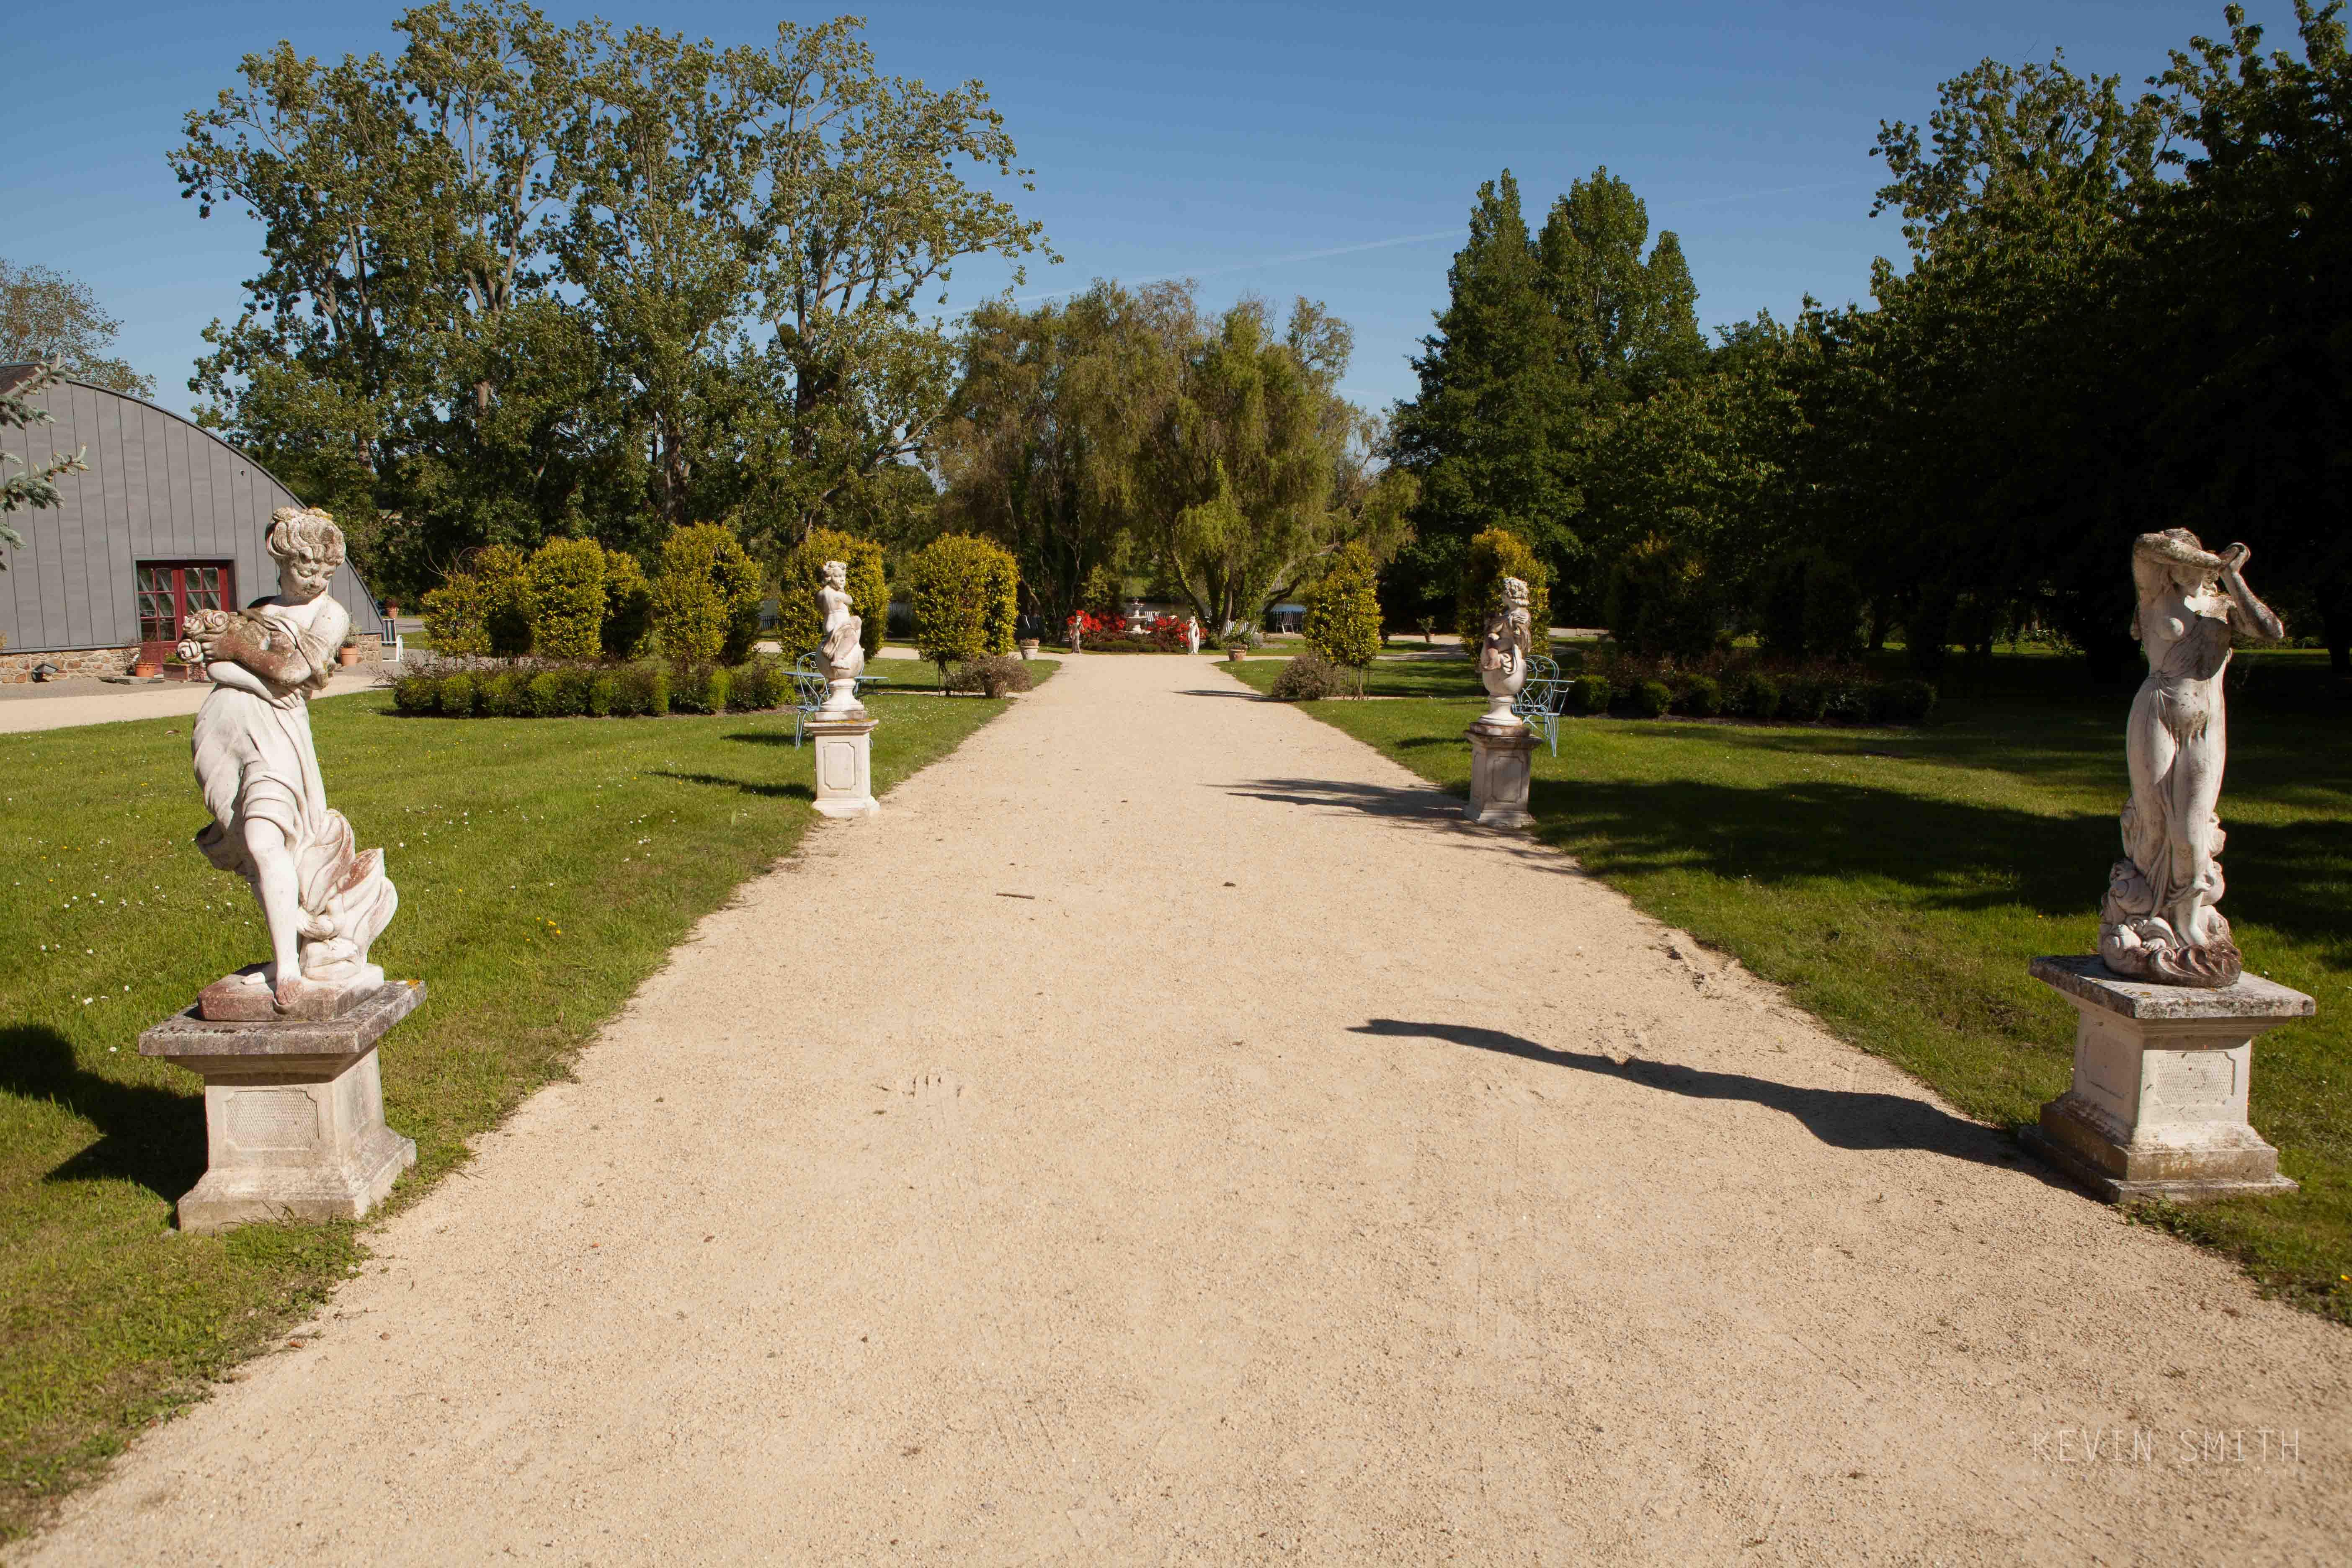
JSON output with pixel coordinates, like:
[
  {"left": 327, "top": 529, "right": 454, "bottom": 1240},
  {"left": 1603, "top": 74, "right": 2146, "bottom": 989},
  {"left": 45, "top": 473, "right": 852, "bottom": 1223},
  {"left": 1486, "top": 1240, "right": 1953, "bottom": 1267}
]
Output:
[
  {"left": 1303, "top": 542, "right": 1382, "bottom": 687},
  {"left": 907, "top": 533, "right": 1017, "bottom": 686},
  {"left": 649, "top": 522, "right": 764, "bottom": 662},
  {"left": 774, "top": 526, "right": 886, "bottom": 659},
  {"left": 0, "top": 362, "right": 90, "bottom": 556},
  {"left": 0, "top": 262, "right": 156, "bottom": 397},
  {"left": 1604, "top": 534, "right": 1716, "bottom": 657}
]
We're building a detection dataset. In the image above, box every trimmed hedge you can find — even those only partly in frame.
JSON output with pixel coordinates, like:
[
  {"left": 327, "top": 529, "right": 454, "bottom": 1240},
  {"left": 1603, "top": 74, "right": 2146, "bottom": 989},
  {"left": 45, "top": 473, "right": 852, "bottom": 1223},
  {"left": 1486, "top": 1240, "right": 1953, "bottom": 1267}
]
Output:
[
  {"left": 1569, "top": 675, "right": 1613, "bottom": 715},
  {"left": 388, "top": 660, "right": 795, "bottom": 720}
]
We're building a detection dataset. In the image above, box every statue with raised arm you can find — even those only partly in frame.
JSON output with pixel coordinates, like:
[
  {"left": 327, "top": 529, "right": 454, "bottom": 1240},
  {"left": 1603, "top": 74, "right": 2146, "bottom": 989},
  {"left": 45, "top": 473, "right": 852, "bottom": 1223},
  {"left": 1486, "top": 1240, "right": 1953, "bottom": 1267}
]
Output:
[
  {"left": 815, "top": 559, "right": 866, "bottom": 713},
  {"left": 178, "top": 506, "right": 397, "bottom": 1018},
  {"left": 2099, "top": 529, "right": 2285, "bottom": 987},
  {"left": 1477, "top": 576, "right": 1532, "bottom": 726}
]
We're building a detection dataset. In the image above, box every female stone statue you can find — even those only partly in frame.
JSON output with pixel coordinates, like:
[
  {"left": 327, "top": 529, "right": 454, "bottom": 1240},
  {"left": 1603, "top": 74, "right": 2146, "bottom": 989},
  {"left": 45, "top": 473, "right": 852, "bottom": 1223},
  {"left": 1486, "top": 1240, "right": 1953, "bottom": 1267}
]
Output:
[
  {"left": 2100, "top": 529, "right": 2284, "bottom": 986},
  {"left": 177, "top": 506, "right": 396, "bottom": 1015},
  {"left": 1477, "top": 576, "right": 1532, "bottom": 725},
  {"left": 815, "top": 559, "right": 866, "bottom": 711}
]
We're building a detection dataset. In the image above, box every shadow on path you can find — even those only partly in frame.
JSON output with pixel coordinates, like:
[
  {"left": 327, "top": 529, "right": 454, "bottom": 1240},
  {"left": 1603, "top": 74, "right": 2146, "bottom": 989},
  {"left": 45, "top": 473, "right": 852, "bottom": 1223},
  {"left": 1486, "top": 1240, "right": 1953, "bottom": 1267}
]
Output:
[
  {"left": 0, "top": 1024, "right": 204, "bottom": 1199},
  {"left": 1350, "top": 1018, "right": 2035, "bottom": 1173},
  {"left": 1177, "top": 688, "right": 1266, "bottom": 701},
  {"left": 1225, "top": 776, "right": 1462, "bottom": 821}
]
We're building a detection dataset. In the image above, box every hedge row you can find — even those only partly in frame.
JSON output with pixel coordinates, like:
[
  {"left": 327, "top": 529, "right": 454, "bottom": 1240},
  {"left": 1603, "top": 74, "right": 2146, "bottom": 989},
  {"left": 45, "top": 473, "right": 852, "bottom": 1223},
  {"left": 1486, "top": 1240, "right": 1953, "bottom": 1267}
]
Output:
[
  {"left": 1551, "top": 668, "right": 1937, "bottom": 724},
  {"left": 391, "top": 659, "right": 794, "bottom": 719}
]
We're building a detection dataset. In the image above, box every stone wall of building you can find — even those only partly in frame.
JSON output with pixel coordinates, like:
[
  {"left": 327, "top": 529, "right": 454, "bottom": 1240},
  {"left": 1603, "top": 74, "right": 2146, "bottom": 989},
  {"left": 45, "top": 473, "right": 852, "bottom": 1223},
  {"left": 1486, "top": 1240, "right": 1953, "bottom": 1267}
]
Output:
[{"left": 0, "top": 645, "right": 139, "bottom": 684}]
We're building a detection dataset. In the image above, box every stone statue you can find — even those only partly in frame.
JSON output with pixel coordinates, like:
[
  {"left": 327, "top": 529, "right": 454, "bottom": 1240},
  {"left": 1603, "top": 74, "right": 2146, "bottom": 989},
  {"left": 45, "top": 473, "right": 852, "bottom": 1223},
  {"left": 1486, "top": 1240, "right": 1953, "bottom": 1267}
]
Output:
[
  {"left": 1477, "top": 576, "right": 1532, "bottom": 726},
  {"left": 2098, "top": 529, "right": 2284, "bottom": 987},
  {"left": 177, "top": 506, "right": 397, "bottom": 1018},
  {"left": 1185, "top": 616, "right": 1202, "bottom": 654},
  {"left": 815, "top": 559, "right": 866, "bottom": 713}
]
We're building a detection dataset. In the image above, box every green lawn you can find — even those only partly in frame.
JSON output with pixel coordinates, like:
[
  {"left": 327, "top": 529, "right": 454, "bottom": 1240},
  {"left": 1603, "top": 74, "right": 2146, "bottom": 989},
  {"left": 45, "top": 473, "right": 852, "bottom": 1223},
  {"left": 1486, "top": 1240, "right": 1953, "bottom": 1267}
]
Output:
[
  {"left": 0, "top": 665, "right": 1052, "bottom": 1540},
  {"left": 1228, "top": 652, "right": 2352, "bottom": 1322}
]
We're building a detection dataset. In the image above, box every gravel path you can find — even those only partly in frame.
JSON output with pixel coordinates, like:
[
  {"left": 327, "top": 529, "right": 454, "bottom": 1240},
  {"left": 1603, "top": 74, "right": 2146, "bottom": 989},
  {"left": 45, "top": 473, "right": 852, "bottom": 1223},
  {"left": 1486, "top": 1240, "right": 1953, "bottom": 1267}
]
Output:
[{"left": 18, "top": 653, "right": 2349, "bottom": 1564}]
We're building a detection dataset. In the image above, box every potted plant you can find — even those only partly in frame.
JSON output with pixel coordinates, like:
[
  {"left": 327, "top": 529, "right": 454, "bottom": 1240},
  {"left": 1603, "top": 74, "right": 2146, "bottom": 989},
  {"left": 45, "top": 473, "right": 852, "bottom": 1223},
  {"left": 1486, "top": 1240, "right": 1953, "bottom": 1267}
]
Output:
[
  {"left": 1018, "top": 637, "right": 1039, "bottom": 660},
  {"left": 1225, "top": 642, "right": 1246, "bottom": 663},
  {"left": 337, "top": 632, "right": 364, "bottom": 668}
]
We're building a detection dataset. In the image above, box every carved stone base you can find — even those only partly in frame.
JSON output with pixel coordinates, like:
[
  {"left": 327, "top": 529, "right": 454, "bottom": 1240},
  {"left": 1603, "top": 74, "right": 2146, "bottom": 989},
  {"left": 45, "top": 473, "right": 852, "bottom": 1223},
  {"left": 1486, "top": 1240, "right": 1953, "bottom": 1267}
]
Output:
[
  {"left": 140, "top": 981, "right": 424, "bottom": 1233},
  {"left": 199, "top": 962, "right": 384, "bottom": 1022},
  {"left": 806, "top": 712, "right": 879, "bottom": 819},
  {"left": 1465, "top": 718, "right": 1536, "bottom": 830},
  {"left": 2023, "top": 956, "right": 2309, "bottom": 1203}
]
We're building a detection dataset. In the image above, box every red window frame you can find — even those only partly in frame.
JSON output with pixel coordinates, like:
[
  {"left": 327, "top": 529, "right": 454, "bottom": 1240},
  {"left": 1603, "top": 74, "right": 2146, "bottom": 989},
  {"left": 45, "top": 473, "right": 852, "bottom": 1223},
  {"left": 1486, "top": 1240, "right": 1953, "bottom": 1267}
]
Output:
[{"left": 136, "top": 561, "right": 235, "bottom": 658}]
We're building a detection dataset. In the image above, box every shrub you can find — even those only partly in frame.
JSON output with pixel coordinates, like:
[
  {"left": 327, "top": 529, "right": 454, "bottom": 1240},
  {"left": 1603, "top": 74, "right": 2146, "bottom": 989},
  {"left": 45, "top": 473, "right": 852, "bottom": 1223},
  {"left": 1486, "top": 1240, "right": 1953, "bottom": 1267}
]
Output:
[
  {"left": 774, "top": 528, "right": 887, "bottom": 661},
  {"left": 480, "top": 670, "right": 529, "bottom": 716},
  {"left": 1822, "top": 679, "right": 1872, "bottom": 724},
  {"left": 1803, "top": 559, "right": 1867, "bottom": 662},
  {"left": 393, "top": 673, "right": 438, "bottom": 714},
  {"left": 586, "top": 673, "right": 618, "bottom": 717},
  {"left": 1569, "top": 675, "right": 1613, "bottom": 715},
  {"left": 908, "top": 534, "right": 1020, "bottom": 683},
  {"left": 1734, "top": 671, "right": 1781, "bottom": 720},
  {"left": 1677, "top": 675, "right": 1723, "bottom": 717},
  {"left": 1779, "top": 675, "right": 1828, "bottom": 722},
  {"left": 601, "top": 548, "right": 654, "bottom": 657},
  {"left": 419, "top": 545, "right": 531, "bottom": 657},
  {"left": 649, "top": 523, "right": 765, "bottom": 663},
  {"left": 1605, "top": 534, "right": 1716, "bottom": 658},
  {"left": 728, "top": 659, "right": 787, "bottom": 711},
  {"left": 1304, "top": 542, "right": 1382, "bottom": 671},
  {"left": 1271, "top": 652, "right": 1343, "bottom": 700},
  {"left": 667, "top": 663, "right": 735, "bottom": 714},
  {"left": 1078, "top": 563, "right": 1124, "bottom": 619},
  {"left": 526, "top": 668, "right": 588, "bottom": 717},
  {"left": 1456, "top": 528, "right": 1552, "bottom": 661},
  {"left": 524, "top": 538, "right": 608, "bottom": 658},
  {"left": 1628, "top": 678, "right": 1675, "bottom": 718},
  {"left": 436, "top": 673, "right": 478, "bottom": 716},
  {"left": 945, "top": 654, "right": 1034, "bottom": 696},
  {"left": 1877, "top": 678, "right": 1938, "bottom": 724},
  {"left": 611, "top": 663, "right": 669, "bottom": 717}
]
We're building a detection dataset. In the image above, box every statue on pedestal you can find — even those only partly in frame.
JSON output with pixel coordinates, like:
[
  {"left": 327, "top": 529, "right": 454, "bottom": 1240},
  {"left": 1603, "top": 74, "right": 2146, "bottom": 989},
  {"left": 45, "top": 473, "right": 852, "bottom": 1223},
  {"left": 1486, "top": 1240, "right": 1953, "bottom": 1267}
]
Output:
[
  {"left": 1185, "top": 615, "right": 1202, "bottom": 655},
  {"left": 1476, "top": 576, "right": 1532, "bottom": 727},
  {"left": 815, "top": 559, "right": 866, "bottom": 714},
  {"left": 2099, "top": 530, "right": 2284, "bottom": 987},
  {"left": 177, "top": 506, "right": 397, "bottom": 1019}
]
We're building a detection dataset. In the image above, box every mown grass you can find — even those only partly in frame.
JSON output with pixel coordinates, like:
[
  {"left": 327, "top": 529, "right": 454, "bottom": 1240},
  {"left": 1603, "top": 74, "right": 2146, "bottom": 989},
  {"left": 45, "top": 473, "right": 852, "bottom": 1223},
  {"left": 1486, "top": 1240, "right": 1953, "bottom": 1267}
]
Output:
[
  {"left": 0, "top": 666, "right": 1052, "bottom": 1540},
  {"left": 1229, "top": 651, "right": 2352, "bottom": 1323}
]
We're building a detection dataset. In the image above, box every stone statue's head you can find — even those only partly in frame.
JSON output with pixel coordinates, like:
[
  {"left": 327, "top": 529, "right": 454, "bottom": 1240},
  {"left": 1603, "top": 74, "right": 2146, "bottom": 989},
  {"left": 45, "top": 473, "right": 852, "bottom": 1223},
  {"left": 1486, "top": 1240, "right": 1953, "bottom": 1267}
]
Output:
[
  {"left": 266, "top": 506, "right": 345, "bottom": 601},
  {"left": 1502, "top": 576, "right": 1529, "bottom": 608},
  {"left": 821, "top": 560, "right": 848, "bottom": 590}
]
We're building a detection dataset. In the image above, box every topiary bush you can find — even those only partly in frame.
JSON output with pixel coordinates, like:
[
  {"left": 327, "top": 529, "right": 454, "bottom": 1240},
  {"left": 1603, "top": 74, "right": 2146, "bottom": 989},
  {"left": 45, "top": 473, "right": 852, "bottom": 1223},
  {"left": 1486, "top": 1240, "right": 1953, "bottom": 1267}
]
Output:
[
  {"left": 524, "top": 538, "right": 609, "bottom": 659},
  {"left": 774, "top": 529, "right": 887, "bottom": 661},
  {"left": 481, "top": 670, "right": 529, "bottom": 716},
  {"left": 436, "top": 673, "right": 478, "bottom": 716},
  {"left": 1628, "top": 678, "right": 1675, "bottom": 718},
  {"left": 1304, "top": 542, "right": 1382, "bottom": 673},
  {"left": 728, "top": 659, "right": 787, "bottom": 711},
  {"left": 601, "top": 547, "right": 654, "bottom": 657},
  {"left": 586, "top": 673, "right": 618, "bottom": 717},
  {"left": 394, "top": 673, "right": 438, "bottom": 713},
  {"left": 666, "top": 664, "right": 735, "bottom": 714},
  {"left": 649, "top": 523, "right": 765, "bottom": 663},
  {"left": 1734, "top": 671, "right": 1781, "bottom": 720},
  {"left": 1877, "top": 678, "right": 1938, "bottom": 724},
  {"left": 1271, "top": 653, "right": 1343, "bottom": 700},
  {"left": 420, "top": 544, "right": 532, "bottom": 657},
  {"left": 1456, "top": 528, "right": 1552, "bottom": 661},
  {"left": 1779, "top": 674, "right": 1828, "bottom": 722},
  {"left": 1606, "top": 534, "right": 1717, "bottom": 658},
  {"left": 1676, "top": 675, "right": 1723, "bottom": 717},
  {"left": 1823, "top": 679, "right": 1872, "bottom": 724},
  {"left": 526, "top": 668, "right": 588, "bottom": 717},
  {"left": 908, "top": 534, "right": 1020, "bottom": 685},
  {"left": 1569, "top": 675, "right": 1613, "bottom": 715},
  {"left": 612, "top": 663, "right": 669, "bottom": 717}
]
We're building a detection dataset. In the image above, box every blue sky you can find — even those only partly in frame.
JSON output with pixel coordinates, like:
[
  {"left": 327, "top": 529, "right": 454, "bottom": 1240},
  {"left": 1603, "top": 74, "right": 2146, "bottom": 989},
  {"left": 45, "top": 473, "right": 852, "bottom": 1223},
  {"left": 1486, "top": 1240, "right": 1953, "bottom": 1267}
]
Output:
[{"left": 8, "top": 0, "right": 2254, "bottom": 418}]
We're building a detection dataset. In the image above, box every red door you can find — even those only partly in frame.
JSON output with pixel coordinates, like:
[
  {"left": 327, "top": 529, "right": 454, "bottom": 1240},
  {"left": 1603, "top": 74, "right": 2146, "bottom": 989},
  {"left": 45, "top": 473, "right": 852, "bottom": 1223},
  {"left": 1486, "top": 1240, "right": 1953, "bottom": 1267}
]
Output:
[{"left": 137, "top": 562, "right": 235, "bottom": 672}]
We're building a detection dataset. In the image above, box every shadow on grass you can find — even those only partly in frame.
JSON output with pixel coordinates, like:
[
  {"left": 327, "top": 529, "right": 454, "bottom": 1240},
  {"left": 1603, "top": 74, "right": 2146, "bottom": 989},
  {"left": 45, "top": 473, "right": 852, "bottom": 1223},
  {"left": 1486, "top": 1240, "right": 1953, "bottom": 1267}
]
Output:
[
  {"left": 1351, "top": 1019, "right": 2035, "bottom": 1171},
  {"left": 1521, "top": 773, "right": 2352, "bottom": 951},
  {"left": 0, "top": 1025, "right": 204, "bottom": 1200},
  {"left": 724, "top": 730, "right": 805, "bottom": 747},
  {"left": 652, "top": 769, "right": 814, "bottom": 802}
]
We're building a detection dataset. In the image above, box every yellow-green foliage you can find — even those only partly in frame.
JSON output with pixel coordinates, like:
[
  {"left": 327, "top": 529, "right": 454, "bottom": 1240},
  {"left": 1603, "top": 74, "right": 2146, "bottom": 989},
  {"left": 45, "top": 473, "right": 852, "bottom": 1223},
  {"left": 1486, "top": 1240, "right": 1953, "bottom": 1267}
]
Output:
[
  {"left": 649, "top": 523, "right": 765, "bottom": 663},
  {"left": 523, "top": 539, "right": 608, "bottom": 659},
  {"left": 1455, "top": 528, "right": 1551, "bottom": 660},
  {"left": 908, "top": 534, "right": 1019, "bottom": 676},
  {"left": 774, "top": 528, "right": 887, "bottom": 660},
  {"left": 1304, "top": 542, "right": 1382, "bottom": 671},
  {"left": 601, "top": 547, "right": 652, "bottom": 657},
  {"left": 420, "top": 544, "right": 533, "bottom": 656}
]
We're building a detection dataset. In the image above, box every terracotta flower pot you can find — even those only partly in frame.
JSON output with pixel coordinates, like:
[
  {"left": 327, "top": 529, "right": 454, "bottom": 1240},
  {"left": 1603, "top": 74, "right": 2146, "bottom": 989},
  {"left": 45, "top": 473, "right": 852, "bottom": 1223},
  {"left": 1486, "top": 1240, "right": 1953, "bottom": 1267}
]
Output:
[
  {"left": 134, "top": 661, "right": 162, "bottom": 678},
  {"left": 338, "top": 645, "right": 362, "bottom": 667},
  {"left": 1226, "top": 646, "right": 1246, "bottom": 662}
]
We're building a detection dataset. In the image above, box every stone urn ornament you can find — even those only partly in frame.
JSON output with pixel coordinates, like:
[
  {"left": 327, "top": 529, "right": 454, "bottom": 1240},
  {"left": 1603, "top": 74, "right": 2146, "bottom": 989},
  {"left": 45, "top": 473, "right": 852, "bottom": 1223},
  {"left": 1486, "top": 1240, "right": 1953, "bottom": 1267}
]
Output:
[
  {"left": 2024, "top": 531, "right": 2311, "bottom": 1202},
  {"left": 141, "top": 505, "right": 420, "bottom": 1232}
]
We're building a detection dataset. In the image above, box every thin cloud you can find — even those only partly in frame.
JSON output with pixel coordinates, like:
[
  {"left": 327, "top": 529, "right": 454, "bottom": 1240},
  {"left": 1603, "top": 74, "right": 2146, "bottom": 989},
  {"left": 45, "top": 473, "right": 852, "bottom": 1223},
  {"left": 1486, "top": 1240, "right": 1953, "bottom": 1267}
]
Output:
[
  {"left": 1015, "top": 228, "right": 1458, "bottom": 302},
  {"left": 1657, "top": 179, "right": 1867, "bottom": 211}
]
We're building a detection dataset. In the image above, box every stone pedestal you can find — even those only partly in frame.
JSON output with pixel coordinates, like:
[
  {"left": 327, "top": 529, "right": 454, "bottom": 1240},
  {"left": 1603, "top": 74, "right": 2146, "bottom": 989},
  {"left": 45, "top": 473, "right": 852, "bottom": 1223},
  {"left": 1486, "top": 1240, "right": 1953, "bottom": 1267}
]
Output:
[
  {"left": 1465, "top": 718, "right": 1537, "bottom": 830},
  {"left": 139, "top": 980, "right": 424, "bottom": 1233},
  {"left": 806, "top": 711, "right": 879, "bottom": 819},
  {"left": 2023, "top": 956, "right": 2310, "bottom": 1202}
]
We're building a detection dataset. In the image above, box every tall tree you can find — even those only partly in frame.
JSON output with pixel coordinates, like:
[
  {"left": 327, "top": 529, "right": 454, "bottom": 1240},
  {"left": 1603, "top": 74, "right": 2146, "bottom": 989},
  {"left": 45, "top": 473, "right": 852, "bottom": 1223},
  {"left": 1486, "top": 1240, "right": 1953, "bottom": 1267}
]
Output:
[{"left": 0, "top": 263, "right": 155, "bottom": 397}]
